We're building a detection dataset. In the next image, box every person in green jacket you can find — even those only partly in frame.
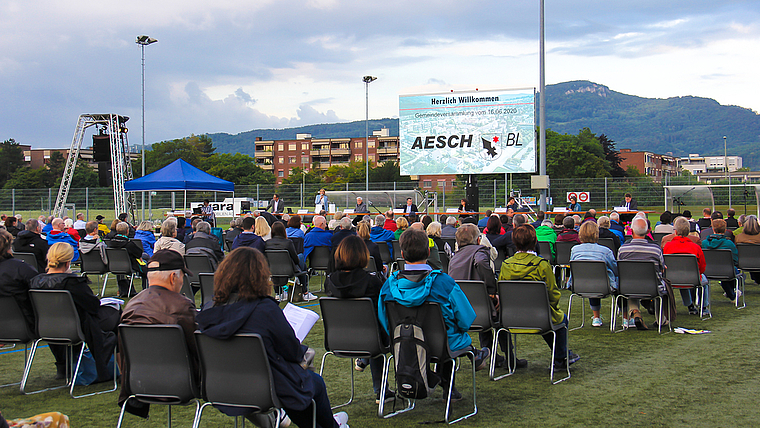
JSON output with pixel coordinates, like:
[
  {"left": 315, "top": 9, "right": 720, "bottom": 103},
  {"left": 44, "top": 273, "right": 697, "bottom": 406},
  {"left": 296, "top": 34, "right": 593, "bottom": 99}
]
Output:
[
  {"left": 499, "top": 225, "right": 579, "bottom": 369},
  {"left": 535, "top": 219, "right": 557, "bottom": 257}
]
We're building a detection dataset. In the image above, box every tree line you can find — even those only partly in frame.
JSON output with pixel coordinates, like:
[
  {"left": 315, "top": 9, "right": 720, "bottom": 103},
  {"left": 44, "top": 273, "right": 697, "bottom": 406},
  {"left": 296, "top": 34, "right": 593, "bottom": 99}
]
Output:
[{"left": 0, "top": 127, "right": 637, "bottom": 190}]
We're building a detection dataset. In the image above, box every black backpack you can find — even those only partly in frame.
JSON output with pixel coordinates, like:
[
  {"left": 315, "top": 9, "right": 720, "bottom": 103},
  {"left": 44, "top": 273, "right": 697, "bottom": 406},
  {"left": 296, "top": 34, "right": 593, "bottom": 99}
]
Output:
[{"left": 392, "top": 308, "right": 440, "bottom": 399}]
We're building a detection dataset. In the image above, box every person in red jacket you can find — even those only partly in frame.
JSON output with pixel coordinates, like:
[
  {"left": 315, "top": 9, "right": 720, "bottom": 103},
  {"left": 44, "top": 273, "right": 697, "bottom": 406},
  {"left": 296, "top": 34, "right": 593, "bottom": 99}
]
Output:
[{"left": 663, "top": 217, "right": 710, "bottom": 316}]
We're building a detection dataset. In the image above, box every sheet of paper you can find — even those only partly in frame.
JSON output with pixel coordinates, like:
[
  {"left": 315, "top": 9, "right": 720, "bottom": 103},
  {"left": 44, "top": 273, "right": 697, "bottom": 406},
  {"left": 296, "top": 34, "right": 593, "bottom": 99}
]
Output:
[
  {"left": 282, "top": 303, "right": 320, "bottom": 343},
  {"left": 100, "top": 297, "right": 124, "bottom": 311}
]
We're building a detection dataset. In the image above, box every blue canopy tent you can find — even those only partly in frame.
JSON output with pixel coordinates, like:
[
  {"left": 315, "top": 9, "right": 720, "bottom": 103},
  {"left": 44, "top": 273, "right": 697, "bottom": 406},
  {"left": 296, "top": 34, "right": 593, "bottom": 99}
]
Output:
[{"left": 124, "top": 159, "right": 234, "bottom": 215}]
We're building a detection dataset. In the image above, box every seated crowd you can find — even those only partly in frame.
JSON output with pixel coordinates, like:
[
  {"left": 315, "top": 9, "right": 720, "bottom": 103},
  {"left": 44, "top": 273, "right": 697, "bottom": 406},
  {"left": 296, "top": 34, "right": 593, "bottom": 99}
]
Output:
[{"left": 1, "top": 202, "right": 757, "bottom": 427}]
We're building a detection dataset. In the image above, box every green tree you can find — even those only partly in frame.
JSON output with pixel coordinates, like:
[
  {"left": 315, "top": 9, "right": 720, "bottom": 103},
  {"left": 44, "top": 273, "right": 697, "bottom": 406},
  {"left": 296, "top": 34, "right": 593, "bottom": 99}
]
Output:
[
  {"left": 47, "top": 151, "right": 67, "bottom": 181},
  {"left": 146, "top": 134, "right": 215, "bottom": 173},
  {"left": 3, "top": 166, "right": 53, "bottom": 189},
  {"left": 0, "top": 139, "right": 26, "bottom": 187},
  {"left": 66, "top": 163, "right": 99, "bottom": 188},
  {"left": 546, "top": 128, "right": 610, "bottom": 178},
  {"left": 599, "top": 134, "right": 626, "bottom": 177},
  {"left": 323, "top": 161, "right": 366, "bottom": 184},
  {"left": 204, "top": 152, "right": 274, "bottom": 186},
  {"left": 626, "top": 165, "right": 643, "bottom": 177},
  {"left": 281, "top": 167, "right": 324, "bottom": 186},
  {"left": 369, "top": 161, "right": 412, "bottom": 183}
]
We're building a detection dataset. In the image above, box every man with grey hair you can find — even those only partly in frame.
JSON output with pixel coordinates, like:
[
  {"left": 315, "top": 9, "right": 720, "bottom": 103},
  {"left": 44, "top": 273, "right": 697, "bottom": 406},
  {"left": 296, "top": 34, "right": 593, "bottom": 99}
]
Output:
[
  {"left": 331, "top": 216, "right": 356, "bottom": 250},
  {"left": 118, "top": 249, "right": 197, "bottom": 419},
  {"left": 186, "top": 220, "right": 224, "bottom": 266},
  {"left": 354, "top": 197, "right": 369, "bottom": 214},
  {"left": 608, "top": 211, "right": 626, "bottom": 242},
  {"left": 303, "top": 215, "right": 332, "bottom": 259},
  {"left": 73, "top": 212, "right": 87, "bottom": 230},
  {"left": 370, "top": 214, "right": 395, "bottom": 257},
  {"left": 618, "top": 217, "right": 670, "bottom": 329},
  {"left": 440, "top": 216, "right": 458, "bottom": 239},
  {"left": 597, "top": 215, "right": 621, "bottom": 253}
]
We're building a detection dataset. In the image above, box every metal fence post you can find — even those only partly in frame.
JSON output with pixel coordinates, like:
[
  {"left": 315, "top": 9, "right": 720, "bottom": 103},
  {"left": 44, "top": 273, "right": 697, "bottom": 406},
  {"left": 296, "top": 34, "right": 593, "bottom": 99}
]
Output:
[
  {"left": 12, "top": 189, "right": 15, "bottom": 216},
  {"left": 48, "top": 188, "right": 52, "bottom": 214},
  {"left": 493, "top": 180, "right": 496, "bottom": 208},
  {"left": 86, "top": 187, "right": 89, "bottom": 220},
  {"left": 256, "top": 185, "right": 259, "bottom": 209},
  {"left": 604, "top": 177, "right": 608, "bottom": 211}
]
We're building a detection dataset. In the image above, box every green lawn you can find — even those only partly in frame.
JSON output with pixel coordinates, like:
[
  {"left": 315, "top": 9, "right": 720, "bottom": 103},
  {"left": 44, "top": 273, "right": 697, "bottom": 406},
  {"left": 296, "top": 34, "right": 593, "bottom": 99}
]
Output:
[{"left": 2, "top": 275, "right": 760, "bottom": 427}]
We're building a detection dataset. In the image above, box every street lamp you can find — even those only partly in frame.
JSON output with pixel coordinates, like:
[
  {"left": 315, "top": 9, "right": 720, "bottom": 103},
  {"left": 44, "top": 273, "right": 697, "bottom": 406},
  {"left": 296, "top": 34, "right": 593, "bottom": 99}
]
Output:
[
  {"left": 725, "top": 135, "right": 730, "bottom": 207},
  {"left": 136, "top": 35, "right": 158, "bottom": 221},
  {"left": 363, "top": 76, "right": 377, "bottom": 199}
]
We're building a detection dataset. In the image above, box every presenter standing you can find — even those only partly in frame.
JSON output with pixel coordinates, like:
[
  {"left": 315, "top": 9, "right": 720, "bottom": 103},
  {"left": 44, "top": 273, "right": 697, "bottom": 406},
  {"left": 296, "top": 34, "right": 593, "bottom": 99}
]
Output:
[
  {"left": 314, "top": 188, "right": 329, "bottom": 213},
  {"left": 201, "top": 199, "right": 216, "bottom": 227}
]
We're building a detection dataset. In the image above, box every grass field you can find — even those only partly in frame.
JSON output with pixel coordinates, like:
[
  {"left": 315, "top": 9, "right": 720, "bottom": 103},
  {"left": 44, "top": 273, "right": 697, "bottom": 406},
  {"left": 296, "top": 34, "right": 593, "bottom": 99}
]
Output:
[{"left": 3, "top": 272, "right": 760, "bottom": 427}]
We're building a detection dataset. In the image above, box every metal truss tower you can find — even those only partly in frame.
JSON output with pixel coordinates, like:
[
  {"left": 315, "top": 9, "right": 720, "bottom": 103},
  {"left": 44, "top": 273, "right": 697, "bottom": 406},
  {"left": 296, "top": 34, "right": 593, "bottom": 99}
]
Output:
[{"left": 53, "top": 113, "right": 136, "bottom": 221}]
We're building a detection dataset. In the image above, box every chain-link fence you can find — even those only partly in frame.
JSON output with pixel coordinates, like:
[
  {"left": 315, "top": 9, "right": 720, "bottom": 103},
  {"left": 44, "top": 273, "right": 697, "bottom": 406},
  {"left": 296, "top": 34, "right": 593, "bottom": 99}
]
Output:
[{"left": 2, "top": 174, "right": 757, "bottom": 222}]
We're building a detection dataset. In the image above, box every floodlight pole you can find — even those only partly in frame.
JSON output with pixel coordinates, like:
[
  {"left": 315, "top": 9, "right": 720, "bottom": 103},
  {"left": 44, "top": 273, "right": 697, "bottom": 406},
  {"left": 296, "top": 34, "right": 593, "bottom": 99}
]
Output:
[
  {"left": 137, "top": 35, "right": 157, "bottom": 221},
  {"left": 363, "top": 76, "right": 377, "bottom": 200},
  {"left": 725, "top": 136, "right": 730, "bottom": 207},
  {"left": 539, "top": 0, "right": 547, "bottom": 212}
]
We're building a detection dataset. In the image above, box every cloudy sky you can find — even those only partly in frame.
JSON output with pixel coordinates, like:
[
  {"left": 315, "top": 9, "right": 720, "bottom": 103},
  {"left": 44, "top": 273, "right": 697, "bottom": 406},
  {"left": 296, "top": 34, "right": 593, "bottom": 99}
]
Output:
[{"left": 2, "top": 1, "right": 758, "bottom": 149}]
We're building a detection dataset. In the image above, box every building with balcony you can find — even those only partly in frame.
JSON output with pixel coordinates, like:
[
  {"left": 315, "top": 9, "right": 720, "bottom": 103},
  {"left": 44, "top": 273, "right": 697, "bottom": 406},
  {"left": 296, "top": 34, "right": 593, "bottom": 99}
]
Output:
[
  {"left": 619, "top": 149, "right": 680, "bottom": 181},
  {"left": 678, "top": 153, "right": 742, "bottom": 175}
]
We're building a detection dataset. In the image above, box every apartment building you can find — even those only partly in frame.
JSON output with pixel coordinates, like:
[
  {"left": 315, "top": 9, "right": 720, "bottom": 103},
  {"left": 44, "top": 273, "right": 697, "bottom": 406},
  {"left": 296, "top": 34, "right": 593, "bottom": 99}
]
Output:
[{"left": 619, "top": 149, "right": 680, "bottom": 181}]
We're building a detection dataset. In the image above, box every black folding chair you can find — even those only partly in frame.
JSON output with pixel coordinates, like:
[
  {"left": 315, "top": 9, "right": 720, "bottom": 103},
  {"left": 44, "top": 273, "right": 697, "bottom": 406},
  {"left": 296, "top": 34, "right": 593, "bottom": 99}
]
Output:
[
  {"left": 494, "top": 281, "right": 571, "bottom": 384},
  {"left": 0, "top": 296, "right": 37, "bottom": 389},
  {"left": 308, "top": 246, "right": 331, "bottom": 292},
  {"left": 704, "top": 249, "right": 745, "bottom": 309},
  {"left": 597, "top": 238, "right": 616, "bottom": 255},
  {"left": 23, "top": 290, "right": 117, "bottom": 398},
  {"left": 537, "top": 241, "right": 554, "bottom": 264},
  {"left": 106, "top": 248, "right": 137, "bottom": 296},
  {"left": 384, "top": 301, "right": 478, "bottom": 424},
  {"left": 456, "top": 280, "right": 502, "bottom": 380},
  {"left": 319, "top": 298, "right": 392, "bottom": 415},
  {"left": 664, "top": 254, "right": 709, "bottom": 320},
  {"left": 117, "top": 324, "right": 201, "bottom": 428},
  {"left": 568, "top": 260, "right": 615, "bottom": 331},
  {"left": 376, "top": 240, "right": 393, "bottom": 268},
  {"left": 737, "top": 243, "right": 760, "bottom": 283},
  {"left": 194, "top": 333, "right": 313, "bottom": 427},
  {"left": 554, "top": 241, "right": 577, "bottom": 287},
  {"left": 13, "top": 252, "right": 39, "bottom": 272},
  {"left": 79, "top": 250, "right": 110, "bottom": 296},
  {"left": 391, "top": 241, "right": 404, "bottom": 273},
  {"left": 184, "top": 254, "right": 215, "bottom": 290},
  {"left": 266, "top": 249, "right": 307, "bottom": 302},
  {"left": 615, "top": 260, "right": 670, "bottom": 333},
  {"left": 198, "top": 273, "right": 215, "bottom": 307}
]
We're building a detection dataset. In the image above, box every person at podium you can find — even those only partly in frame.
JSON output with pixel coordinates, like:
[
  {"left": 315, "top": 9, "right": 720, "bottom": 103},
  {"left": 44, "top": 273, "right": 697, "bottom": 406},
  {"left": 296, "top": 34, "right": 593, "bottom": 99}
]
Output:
[{"left": 567, "top": 195, "right": 581, "bottom": 212}]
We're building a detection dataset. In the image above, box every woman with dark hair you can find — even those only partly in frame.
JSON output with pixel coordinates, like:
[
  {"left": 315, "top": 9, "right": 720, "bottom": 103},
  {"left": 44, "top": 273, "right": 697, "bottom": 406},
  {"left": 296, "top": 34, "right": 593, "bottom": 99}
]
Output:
[
  {"left": 30, "top": 242, "right": 119, "bottom": 381},
  {"left": 4, "top": 216, "right": 20, "bottom": 237},
  {"left": 196, "top": 247, "right": 348, "bottom": 428},
  {"left": 420, "top": 215, "right": 433, "bottom": 230},
  {"left": 325, "top": 235, "right": 390, "bottom": 403},
  {"left": 485, "top": 215, "right": 509, "bottom": 252},
  {"left": 286, "top": 215, "right": 305, "bottom": 239},
  {"left": 0, "top": 229, "right": 38, "bottom": 333}
]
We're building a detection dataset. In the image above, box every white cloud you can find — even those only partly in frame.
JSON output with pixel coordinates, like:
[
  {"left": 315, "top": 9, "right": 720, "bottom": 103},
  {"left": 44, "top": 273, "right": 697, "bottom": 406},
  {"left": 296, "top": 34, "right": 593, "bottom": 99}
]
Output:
[{"left": 0, "top": 0, "right": 758, "bottom": 148}]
